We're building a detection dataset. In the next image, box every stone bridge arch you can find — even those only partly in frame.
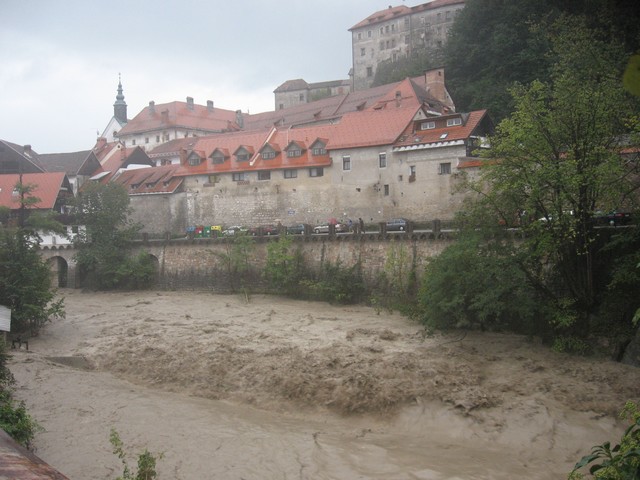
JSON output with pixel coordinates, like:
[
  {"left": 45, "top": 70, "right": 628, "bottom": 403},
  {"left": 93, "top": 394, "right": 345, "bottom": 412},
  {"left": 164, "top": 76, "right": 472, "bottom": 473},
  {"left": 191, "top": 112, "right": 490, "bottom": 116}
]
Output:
[{"left": 39, "top": 246, "right": 78, "bottom": 288}]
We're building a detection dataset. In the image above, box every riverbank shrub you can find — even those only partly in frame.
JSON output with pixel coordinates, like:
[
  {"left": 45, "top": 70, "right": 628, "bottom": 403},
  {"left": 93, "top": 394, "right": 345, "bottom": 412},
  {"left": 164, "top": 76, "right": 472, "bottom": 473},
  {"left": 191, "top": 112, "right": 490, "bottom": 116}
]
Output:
[{"left": 0, "top": 343, "right": 40, "bottom": 448}]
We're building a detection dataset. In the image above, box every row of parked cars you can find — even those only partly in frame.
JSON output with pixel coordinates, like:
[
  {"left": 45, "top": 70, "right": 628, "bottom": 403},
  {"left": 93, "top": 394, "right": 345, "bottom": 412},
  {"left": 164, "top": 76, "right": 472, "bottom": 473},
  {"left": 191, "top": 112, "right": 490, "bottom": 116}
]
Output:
[{"left": 188, "top": 218, "right": 413, "bottom": 238}]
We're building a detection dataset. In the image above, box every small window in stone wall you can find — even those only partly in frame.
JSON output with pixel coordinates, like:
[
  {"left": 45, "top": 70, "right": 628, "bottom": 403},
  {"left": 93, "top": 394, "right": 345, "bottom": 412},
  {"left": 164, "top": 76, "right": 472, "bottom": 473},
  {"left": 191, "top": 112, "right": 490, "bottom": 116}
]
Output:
[
  {"left": 439, "top": 162, "right": 451, "bottom": 175},
  {"left": 309, "top": 167, "right": 324, "bottom": 177},
  {"left": 379, "top": 152, "right": 387, "bottom": 168},
  {"left": 232, "top": 172, "right": 247, "bottom": 182},
  {"left": 284, "top": 169, "right": 297, "bottom": 179},
  {"left": 258, "top": 171, "right": 271, "bottom": 180}
]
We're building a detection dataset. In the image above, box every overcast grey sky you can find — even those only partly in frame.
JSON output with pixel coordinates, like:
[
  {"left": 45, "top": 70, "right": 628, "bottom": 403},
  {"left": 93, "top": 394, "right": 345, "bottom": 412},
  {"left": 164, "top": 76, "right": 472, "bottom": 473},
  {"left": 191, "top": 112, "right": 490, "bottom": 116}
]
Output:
[{"left": 1, "top": 0, "right": 420, "bottom": 153}]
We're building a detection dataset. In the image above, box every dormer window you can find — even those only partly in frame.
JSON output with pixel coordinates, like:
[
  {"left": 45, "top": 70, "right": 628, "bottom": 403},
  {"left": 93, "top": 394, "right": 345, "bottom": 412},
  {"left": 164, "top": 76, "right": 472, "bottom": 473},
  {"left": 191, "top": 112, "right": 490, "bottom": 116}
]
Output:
[
  {"left": 210, "top": 148, "right": 229, "bottom": 164},
  {"left": 187, "top": 153, "right": 202, "bottom": 166},
  {"left": 285, "top": 141, "right": 305, "bottom": 158},
  {"left": 260, "top": 143, "right": 279, "bottom": 160},
  {"left": 234, "top": 146, "right": 253, "bottom": 162},
  {"left": 309, "top": 139, "right": 327, "bottom": 156},
  {"left": 211, "top": 153, "right": 225, "bottom": 164},
  {"left": 236, "top": 154, "right": 249, "bottom": 161},
  {"left": 446, "top": 117, "right": 462, "bottom": 126},
  {"left": 420, "top": 121, "right": 436, "bottom": 130}
]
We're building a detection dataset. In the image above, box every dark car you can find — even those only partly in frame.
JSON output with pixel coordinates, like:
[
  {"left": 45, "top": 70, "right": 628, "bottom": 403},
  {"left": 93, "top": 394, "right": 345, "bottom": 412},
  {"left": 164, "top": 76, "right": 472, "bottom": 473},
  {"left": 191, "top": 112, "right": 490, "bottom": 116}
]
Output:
[
  {"left": 594, "top": 211, "right": 633, "bottom": 226},
  {"left": 248, "top": 224, "right": 279, "bottom": 236},
  {"left": 286, "top": 223, "right": 306, "bottom": 235},
  {"left": 386, "top": 218, "right": 410, "bottom": 231}
]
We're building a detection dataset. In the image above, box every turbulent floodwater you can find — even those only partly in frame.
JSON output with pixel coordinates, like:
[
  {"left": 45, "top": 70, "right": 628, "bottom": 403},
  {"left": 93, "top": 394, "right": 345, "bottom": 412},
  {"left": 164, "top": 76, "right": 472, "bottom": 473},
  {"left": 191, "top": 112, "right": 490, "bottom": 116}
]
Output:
[{"left": 9, "top": 290, "right": 638, "bottom": 479}]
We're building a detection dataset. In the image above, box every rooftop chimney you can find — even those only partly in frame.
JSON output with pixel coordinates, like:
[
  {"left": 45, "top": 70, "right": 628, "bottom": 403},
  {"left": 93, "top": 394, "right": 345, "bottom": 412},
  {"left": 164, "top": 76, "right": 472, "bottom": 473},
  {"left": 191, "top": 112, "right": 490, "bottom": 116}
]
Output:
[
  {"left": 424, "top": 68, "right": 455, "bottom": 112},
  {"left": 207, "top": 100, "right": 214, "bottom": 112},
  {"left": 23, "top": 145, "right": 32, "bottom": 157},
  {"left": 395, "top": 90, "right": 402, "bottom": 107},
  {"left": 149, "top": 101, "right": 155, "bottom": 114},
  {"left": 235, "top": 110, "right": 244, "bottom": 129},
  {"left": 186, "top": 97, "right": 194, "bottom": 110}
]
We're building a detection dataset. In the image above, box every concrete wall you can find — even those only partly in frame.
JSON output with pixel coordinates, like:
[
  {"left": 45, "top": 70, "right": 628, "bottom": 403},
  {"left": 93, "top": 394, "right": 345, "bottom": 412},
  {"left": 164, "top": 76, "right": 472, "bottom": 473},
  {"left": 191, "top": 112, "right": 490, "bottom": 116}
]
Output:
[
  {"left": 127, "top": 143, "right": 474, "bottom": 235},
  {"left": 39, "top": 234, "right": 451, "bottom": 291}
]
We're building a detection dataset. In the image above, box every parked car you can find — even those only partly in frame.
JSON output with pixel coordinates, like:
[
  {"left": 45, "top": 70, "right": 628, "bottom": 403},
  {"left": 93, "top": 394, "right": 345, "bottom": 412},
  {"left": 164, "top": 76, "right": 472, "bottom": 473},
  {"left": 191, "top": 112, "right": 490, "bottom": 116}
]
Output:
[
  {"left": 313, "top": 223, "right": 348, "bottom": 234},
  {"left": 594, "top": 211, "right": 633, "bottom": 226},
  {"left": 248, "top": 224, "right": 279, "bottom": 236},
  {"left": 222, "top": 225, "right": 247, "bottom": 236},
  {"left": 386, "top": 218, "right": 410, "bottom": 231},
  {"left": 286, "top": 223, "right": 306, "bottom": 235}
]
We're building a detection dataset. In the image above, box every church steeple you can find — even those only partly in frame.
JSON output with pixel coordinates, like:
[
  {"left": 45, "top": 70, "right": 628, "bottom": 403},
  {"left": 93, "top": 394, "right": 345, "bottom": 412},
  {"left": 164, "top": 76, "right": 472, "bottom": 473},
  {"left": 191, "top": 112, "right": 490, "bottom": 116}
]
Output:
[{"left": 113, "top": 73, "right": 128, "bottom": 124}]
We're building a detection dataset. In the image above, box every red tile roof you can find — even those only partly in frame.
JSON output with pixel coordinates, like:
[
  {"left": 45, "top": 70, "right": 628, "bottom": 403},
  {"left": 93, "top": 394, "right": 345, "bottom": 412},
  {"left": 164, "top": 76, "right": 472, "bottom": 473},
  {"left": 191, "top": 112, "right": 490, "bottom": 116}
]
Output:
[
  {"left": 393, "top": 110, "right": 489, "bottom": 149},
  {"left": 349, "top": 5, "right": 411, "bottom": 30},
  {"left": 328, "top": 81, "right": 423, "bottom": 150},
  {"left": 410, "top": 0, "right": 465, "bottom": 13},
  {"left": 172, "top": 124, "right": 336, "bottom": 177},
  {"left": 0, "top": 172, "right": 69, "bottom": 210},
  {"left": 118, "top": 100, "right": 239, "bottom": 136},
  {"left": 108, "top": 164, "right": 183, "bottom": 195}
]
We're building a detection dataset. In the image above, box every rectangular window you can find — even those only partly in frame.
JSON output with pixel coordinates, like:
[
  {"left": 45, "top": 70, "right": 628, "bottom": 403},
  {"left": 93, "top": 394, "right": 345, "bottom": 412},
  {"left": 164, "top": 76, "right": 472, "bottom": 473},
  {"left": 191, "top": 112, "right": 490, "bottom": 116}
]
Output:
[
  {"left": 446, "top": 117, "right": 462, "bottom": 126},
  {"left": 236, "top": 154, "right": 250, "bottom": 161},
  {"left": 188, "top": 157, "right": 201, "bottom": 166},
  {"left": 287, "top": 149, "right": 302, "bottom": 158},
  {"left": 232, "top": 172, "right": 247, "bottom": 181},
  {"left": 284, "top": 169, "right": 298, "bottom": 179},
  {"left": 258, "top": 171, "right": 271, "bottom": 180},
  {"left": 312, "top": 147, "right": 326, "bottom": 156},
  {"left": 379, "top": 152, "right": 387, "bottom": 168},
  {"left": 360, "top": 48, "right": 365, "bottom": 56},
  {"left": 367, "top": 30, "right": 372, "bottom": 38},
  {"left": 156, "top": 135, "right": 160, "bottom": 142},
  {"left": 384, "top": 184, "right": 390, "bottom": 196},
  {"left": 358, "top": 32, "right": 362, "bottom": 40},
  {"left": 309, "top": 167, "right": 324, "bottom": 177},
  {"left": 439, "top": 162, "right": 451, "bottom": 175},
  {"left": 421, "top": 121, "right": 436, "bottom": 130},
  {"left": 367, "top": 67, "right": 373, "bottom": 77},
  {"left": 342, "top": 156, "right": 351, "bottom": 171},
  {"left": 145, "top": 137, "right": 149, "bottom": 144},
  {"left": 132, "top": 139, "right": 136, "bottom": 145},
  {"left": 262, "top": 151, "right": 276, "bottom": 160}
]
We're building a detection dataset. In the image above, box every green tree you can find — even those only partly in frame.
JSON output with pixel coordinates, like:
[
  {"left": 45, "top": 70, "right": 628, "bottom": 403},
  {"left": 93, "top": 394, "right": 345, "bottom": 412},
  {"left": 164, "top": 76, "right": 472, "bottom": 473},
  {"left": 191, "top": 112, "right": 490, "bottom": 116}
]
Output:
[
  {"left": 212, "top": 232, "right": 255, "bottom": 292},
  {"left": 569, "top": 401, "right": 640, "bottom": 479},
  {"left": 110, "top": 429, "right": 161, "bottom": 480},
  {"left": 0, "top": 179, "right": 65, "bottom": 335},
  {"left": 419, "top": 231, "right": 546, "bottom": 333},
  {"left": 71, "top": 182, "right": 152, "bottom": 289},
  {"left": 263, "top": 236, "right": 304, "bottom": 294},
  {"left": 444, "top": 0, "right": 640, "bottom": 123},
  {"left": 453, "top": 18, "right": 640, "bottom": 339}
]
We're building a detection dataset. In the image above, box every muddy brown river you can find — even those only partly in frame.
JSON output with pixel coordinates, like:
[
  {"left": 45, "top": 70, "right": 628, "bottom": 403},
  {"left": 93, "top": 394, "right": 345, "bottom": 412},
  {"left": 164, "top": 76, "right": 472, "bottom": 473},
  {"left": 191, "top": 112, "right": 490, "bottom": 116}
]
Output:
[{"left": 9, "top": 290, "right": 639, "bottom": 479}]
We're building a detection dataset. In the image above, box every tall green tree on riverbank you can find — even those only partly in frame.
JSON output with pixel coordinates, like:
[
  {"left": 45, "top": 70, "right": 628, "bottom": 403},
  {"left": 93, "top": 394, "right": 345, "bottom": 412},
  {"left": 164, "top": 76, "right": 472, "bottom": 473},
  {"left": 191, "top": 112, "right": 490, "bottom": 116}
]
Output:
[
  {"left": 72, "top": 182, "right": 154, "bottom": 290},
  {"left": 419, "top": 17, "right": 640, "bottom": 346},
  {"left": 0, "top": 180, "right": 65, "bottom": 334}
]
